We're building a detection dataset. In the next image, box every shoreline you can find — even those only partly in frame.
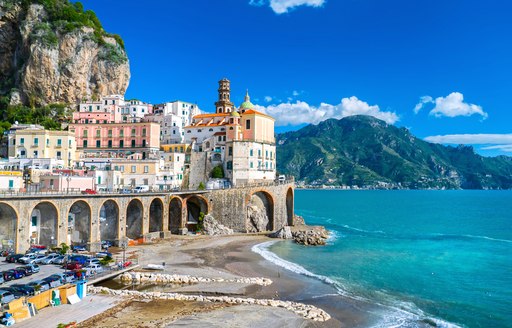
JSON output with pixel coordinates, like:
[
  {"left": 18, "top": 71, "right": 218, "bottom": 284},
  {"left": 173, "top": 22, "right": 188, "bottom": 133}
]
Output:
[{"left": 86, "top": 235, "right": 374, "bottom": 327}]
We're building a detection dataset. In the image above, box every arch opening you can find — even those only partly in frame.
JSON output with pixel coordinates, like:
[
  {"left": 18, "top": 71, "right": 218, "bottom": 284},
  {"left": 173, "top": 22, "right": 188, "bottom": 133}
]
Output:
[
  {"left": 126, "top": 199, "right": 143, "bottom": 240},
  {"left": 100, "top": 200, "right": 119, "bottom": 243},
  {"left": 286, "top": 188, "right": 294, "bottom": 226},
  {"left": 30, "top": 202, "right": 58, "bottom": 247},
  {"left": 186, "top": 196, "right": 208, "bottom": 231},
  {"left": 149, "top": 198, "right": 164, "bottom": 233},
  {"left": 68, "top": 201, "right": 91, "bottom": 247},
  {"left": 169, "top": 198, "right": 182, "bottom": 234},
  {"left": 247, "top": 191, "right": 274, "bottom": 232},
  {"left": 0, "top": 204, "right": 17, "bottom": 252}
]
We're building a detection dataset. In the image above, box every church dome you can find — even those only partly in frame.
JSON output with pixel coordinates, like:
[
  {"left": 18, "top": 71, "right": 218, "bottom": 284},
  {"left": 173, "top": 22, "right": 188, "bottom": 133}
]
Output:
[
  {"left": 230, "top": 111, "right": 240, "bottom": 117},
  {"left": 239, "top": 90, "right": 255, "bottom": 110}
]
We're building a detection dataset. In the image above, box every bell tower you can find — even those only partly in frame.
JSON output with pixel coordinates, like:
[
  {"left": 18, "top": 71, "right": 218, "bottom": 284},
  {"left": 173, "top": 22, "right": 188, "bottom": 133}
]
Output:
[{"left": 215, "top": 78, "right": 235, "bottom": 114}]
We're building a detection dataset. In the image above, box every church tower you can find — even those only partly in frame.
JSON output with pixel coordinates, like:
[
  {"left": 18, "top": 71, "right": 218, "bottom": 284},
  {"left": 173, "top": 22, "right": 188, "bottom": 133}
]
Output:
[{"left": 215, "top": 78, "right": 235, "bottom": 114}]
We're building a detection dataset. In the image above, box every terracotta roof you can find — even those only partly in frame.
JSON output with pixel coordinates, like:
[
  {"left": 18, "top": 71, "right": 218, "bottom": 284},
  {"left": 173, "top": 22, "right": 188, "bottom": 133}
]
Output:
[
  {"left": 214, "top": 132, "right": 226, "bottom": 136},
  {"left": 193, "top": 113, "right": 230, "bottom": 118},
  {"left": 242, "top": 109, "right": 275, "bottom": 120}
]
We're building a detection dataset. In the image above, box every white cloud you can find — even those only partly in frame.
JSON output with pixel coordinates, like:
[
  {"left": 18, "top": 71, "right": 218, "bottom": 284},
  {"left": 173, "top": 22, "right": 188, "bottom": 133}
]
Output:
[
  {"left": 414, "top": 92, "right": 487, "bottom": 119},
  {"left": 264, "top": 96, "right": 273, "bottom": 102},
  {"left": 255, "top": 96, "right": 399, "bottom": 126},
  {"left": 424, "top": 134, "right": 512, "bottom": 145},
  {"left": 292, "top": 90, "right": 300, "bottom": 96},
  {"left": 425, "top": 133, "right": 512, "bottom": 153},
  {"left": 249, "top": 0, "right": 325, "bottom": 14}
]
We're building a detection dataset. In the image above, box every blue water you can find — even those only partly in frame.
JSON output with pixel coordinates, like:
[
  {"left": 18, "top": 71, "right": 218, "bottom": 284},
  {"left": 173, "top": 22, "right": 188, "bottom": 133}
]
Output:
[{"left": 265, "top": 190, "right": 512, "bottom": 327}]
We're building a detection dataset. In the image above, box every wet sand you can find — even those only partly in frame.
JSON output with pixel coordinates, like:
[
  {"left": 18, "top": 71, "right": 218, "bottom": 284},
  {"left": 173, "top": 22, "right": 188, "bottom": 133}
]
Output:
[{"left": 90, "top": 235, "right": 379, "bottom": 327}]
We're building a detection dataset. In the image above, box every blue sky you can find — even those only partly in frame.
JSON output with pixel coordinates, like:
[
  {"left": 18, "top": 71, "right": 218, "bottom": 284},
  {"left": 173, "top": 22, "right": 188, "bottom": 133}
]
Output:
[{"left": 81, "top": 0, "right": 512, "bottom": 155}]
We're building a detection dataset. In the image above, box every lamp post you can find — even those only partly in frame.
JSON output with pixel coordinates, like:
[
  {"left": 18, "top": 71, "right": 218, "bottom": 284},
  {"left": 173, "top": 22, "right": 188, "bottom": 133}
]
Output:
[{"left": 23, "top": 173, "right": 30, "bottom": 193}]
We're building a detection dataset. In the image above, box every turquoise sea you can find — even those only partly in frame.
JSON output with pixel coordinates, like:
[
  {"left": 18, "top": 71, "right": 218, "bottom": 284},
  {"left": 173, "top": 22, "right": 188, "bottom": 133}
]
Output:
[{"left": 257, "top": 190, "right": 512, "bottom": 327}]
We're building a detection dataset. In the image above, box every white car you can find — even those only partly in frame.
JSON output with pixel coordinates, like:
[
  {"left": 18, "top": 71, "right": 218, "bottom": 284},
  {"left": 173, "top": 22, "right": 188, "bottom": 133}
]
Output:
[
  {"left": 84, "top": 263, "right": 104, "bottom": 274},
  {"left": 18, "top": 253, "right": 37, "bottom": 264}
]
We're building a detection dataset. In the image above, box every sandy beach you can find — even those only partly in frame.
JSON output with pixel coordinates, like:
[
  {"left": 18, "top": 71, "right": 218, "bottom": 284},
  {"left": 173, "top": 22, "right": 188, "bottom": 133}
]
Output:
[{"left": 76, "top": 234, "right": 382, "bottom": 328}]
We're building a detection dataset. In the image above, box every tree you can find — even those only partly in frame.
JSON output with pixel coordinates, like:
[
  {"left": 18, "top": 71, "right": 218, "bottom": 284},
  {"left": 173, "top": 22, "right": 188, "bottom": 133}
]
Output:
[
  {"left": 59, "top": 242, "right": 70, "bottom": 255},
  {"left": 198, "top": 182, "right": 205, "bottom": 190},
  {"left": 211, "top": 165, "right": 224, "bottom": 179}
]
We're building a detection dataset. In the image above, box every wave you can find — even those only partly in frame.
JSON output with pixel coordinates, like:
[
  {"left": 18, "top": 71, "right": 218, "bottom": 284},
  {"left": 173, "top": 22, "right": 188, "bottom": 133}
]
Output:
[
  {"left": 339, "top": 224, "right": 387, "bottom": 235},
  {"left": 252, "top": 241, "right": 462, "bottom": 328},
  {"left": 427, "top": 233, "right": 512, "bottom": 244}
]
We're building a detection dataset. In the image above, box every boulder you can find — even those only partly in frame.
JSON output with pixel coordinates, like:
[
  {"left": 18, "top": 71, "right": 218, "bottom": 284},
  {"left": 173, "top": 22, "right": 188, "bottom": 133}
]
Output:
[
  {"left": 202, "top": 214, "right": 234, "bottom": 235},
  {"left": 247, "top": 205, "right": 269, "bottom": 232},
  {"left": 292, "top": 226, "right": 329, "bottom": 246},
  {"left": 269, "top": 226, "right": 293, "bottom": 239},
  {"left": 293, "top": 215, "right": 306, "bottom": 226}
]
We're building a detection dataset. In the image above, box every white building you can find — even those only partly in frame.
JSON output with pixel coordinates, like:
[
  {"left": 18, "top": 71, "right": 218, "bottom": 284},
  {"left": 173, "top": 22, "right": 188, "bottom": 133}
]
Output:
[{"left": 146, "top": 101, "right": 201, "bottom": 144}]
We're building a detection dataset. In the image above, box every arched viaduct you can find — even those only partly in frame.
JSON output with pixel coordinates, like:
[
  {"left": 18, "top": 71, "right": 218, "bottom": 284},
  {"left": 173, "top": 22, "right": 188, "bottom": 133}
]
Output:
[{"left": 0, "top": 183, "right": 294, "bottom": 253}]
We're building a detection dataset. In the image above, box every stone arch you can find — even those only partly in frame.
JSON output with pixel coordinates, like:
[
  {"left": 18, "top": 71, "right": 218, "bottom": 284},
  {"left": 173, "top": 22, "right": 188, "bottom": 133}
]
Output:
[
  {"left": 247, "top": 190, "right": 274, "bottom": 232},
  {"left": 68, "top": 200, "right": 91, "bottom": 246},
  {"left": 0, "top": 203, "right": 17, "bottom": 252},
  {"left": 149, "top": 198, "right": 164, "bottom": 233},
  {"left": 126, "top": 199, "right": 143, "bottom": 240},
  {"left": 30, "top": 201, "right": 59, "bottom": 246},
  {"left": 169, "top": 197, "right": 183, "bottom": 234},
  {"left": 99, "top": 200, "right": 119, "bottom": 243},
  {"left": 185, "top": 195, "right": 208, "bottom": 230},
  {"left": 286, "top": 188, "right": 294, "bottom": 226}
]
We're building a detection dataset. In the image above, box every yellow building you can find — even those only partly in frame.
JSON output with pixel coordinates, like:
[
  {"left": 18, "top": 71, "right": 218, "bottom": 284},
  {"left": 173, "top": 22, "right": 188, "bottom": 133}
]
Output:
[{"left": 8, "top": 127, "right": 77, "bottom": 168}]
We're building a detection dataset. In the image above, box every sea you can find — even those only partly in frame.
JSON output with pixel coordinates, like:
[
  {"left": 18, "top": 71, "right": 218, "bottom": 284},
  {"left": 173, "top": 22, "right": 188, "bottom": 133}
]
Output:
[{"left": 253, "top": 190, "right": 512, "bottom": 328}]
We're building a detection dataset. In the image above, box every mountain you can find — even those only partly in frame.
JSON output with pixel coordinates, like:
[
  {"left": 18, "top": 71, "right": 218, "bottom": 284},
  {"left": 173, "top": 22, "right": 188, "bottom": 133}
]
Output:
[
  {"left": 276, "top": 115, "right": 512, "bottom": 189},
  {"left": 0, "top": 0, "right": 130, "bottom": 106}
]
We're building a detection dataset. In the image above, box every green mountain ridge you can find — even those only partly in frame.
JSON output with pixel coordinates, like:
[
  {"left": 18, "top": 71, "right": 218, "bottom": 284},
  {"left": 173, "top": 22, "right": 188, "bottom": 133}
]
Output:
[{"left": 276, "top": 115, "right": 512, "bottom": 189}]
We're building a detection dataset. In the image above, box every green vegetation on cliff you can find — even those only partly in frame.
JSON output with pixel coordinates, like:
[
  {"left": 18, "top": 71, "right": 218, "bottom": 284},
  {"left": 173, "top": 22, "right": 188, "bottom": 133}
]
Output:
[{"left": 276, "top": 115, "right": 512, "bottom": 189}]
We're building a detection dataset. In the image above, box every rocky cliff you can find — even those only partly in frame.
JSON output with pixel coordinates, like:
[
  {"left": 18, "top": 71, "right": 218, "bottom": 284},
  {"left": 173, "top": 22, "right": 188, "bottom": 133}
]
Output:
[{"left": 0, "top": 0, "right": 130, "bottom": 106}]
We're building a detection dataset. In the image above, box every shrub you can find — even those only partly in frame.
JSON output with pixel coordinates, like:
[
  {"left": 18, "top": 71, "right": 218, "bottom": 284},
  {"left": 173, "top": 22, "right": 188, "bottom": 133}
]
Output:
[
  {"left": 211, "top": 165, "right": 224, "bottom": 178},
  {"left": 198, "top": 182, "right": 205, "bottom": 190}
]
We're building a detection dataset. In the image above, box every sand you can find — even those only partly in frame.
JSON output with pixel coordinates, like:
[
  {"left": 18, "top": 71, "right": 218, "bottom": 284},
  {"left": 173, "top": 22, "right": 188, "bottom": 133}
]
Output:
[{"left": 85, "top": 235, "right": 369, "bottom": 327}]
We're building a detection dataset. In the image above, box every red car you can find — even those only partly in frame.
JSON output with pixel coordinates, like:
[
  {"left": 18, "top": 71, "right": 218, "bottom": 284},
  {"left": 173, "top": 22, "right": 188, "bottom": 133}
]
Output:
[
  {"left": 81, "top": 189, "right": 97, "bottom": 195},
  {"left": 64, "top": 262, "right": 82, "bottom": 270}
]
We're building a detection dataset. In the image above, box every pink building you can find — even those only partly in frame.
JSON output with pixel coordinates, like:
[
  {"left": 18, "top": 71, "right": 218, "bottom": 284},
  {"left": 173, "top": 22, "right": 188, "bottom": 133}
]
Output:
[
  {"left": 68, "top": 122, "right": 161, "bottom": 159},
  {"left": 39, "top": 174, "right": 95, "bottom": 192}
]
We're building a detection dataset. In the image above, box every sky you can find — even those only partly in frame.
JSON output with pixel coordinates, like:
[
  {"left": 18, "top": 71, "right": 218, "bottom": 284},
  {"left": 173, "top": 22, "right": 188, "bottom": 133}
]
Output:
[{"left": 80, "top": 0, "right": 512, "bottom": 156}]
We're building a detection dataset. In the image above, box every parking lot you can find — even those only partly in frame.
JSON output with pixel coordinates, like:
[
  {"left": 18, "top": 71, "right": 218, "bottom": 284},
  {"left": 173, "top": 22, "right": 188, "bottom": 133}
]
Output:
[{"left": 0, "top": 258, "right": 66, "bottom": 287}]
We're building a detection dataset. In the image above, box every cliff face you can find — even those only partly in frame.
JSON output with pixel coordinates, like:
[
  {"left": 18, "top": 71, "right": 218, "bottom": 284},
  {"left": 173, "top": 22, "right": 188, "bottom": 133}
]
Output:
[{"left": 0, "top": 0, "right": 130, "bottom": 106}]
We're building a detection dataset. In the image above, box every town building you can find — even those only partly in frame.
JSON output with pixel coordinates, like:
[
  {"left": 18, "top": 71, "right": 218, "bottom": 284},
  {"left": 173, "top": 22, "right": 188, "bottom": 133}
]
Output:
[
  {"left": 68, "top": 122, "right": 161, "bottom": 160},
  {"left": 145, "top": 101, "right": 201, "bottom": 144},
  {"left": 0, "top": 171, "right": 23, "bottom": 192},
  {"left": 185, "top": 79, "right": 276, "bottom": 187},
  {"left": 76, "top": 95, "right": 152, "bottom": 124},
  {"left": 6, "top": 125, "right": 77, "bottom": 168}
]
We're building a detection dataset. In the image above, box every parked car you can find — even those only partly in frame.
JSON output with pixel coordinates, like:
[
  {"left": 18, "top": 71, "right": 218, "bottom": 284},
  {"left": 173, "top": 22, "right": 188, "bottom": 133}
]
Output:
[
  {"left": 26, "top": 280, "right": 50, "bottom": 292},
  {"left": 10, "top": 284, "right": 35, "bottom": 296},
  {"left": 52, "top": 255, "right": 67, "bottom": 265},
  {"left": 81, "top": 188, "right": 97, "bottom": 195},
  {"left": 32, "top": 254, "right": 49, "bottom": 264},
  {"left": 27, "top": 246, "right": 47, "bottom": 255},
  {"left": 119, "top": 188, "right": 131, "bottom": 194},
  {"left": 4, "top": 269, "right": 24, "bottom": 280},
  {"left": 101, "top": 240, "right": 113, "bottom": 249},
  {"left": 64, "top": 262, "right": 82, "bottom": 271},
  {"left": 0, "top": 287, "right": 25, "bottom": 299},
  {"left": 72, "top": 245, "right": 87, "bottom": 252},
  {"left": 18, "top": 253, "right": 37, "bottom": 264},
  {"left": 0, "top": 290, "right": 15, "bottom": 304},
  {"left": 5, "top": 254, "right": 24, "bottom": 263},
  {"left": 69, "top": 255, "right": 90, "bottom": 265},
  {"left": 96, "top": 251, "right": 112, "bottom": 259},
  {"left": 40, "top": 253, "right": 60, "bottom": 264},
  {"left": 15, "top": 267, "right": 32, "bottom": 276},
  {"left": 47, "top": 273, "right": 74, "bottom": 284},
  {"left": 86, "top": 258, "right": 101, "bottom": 266},
  {"left": 0, "top": 275, "right": 4, "bottom": 285},
  {"left": 133, "top": 185, "right": 150, "bottom": 193},
  {"left": 42, "top": 276, "right": 62, "bottom": 288},
  {"left": 24, "top": 264, "right": 40, "bottom": 274},
  {"left": 84, "top": 263, "right": 104, "bottom": 274}
]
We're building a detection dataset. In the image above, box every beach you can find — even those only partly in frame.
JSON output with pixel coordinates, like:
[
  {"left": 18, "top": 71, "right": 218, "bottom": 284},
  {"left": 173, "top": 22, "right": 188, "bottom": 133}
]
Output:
[{"left": 82, "top": 235, "right": 368, "bottom": 328}]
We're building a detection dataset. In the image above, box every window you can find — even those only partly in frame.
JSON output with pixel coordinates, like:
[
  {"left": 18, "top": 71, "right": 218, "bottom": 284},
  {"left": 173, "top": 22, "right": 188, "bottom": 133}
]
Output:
[
  {"left": 33, "top": 150, "right": 38, "bottom": 158},
  {"left": 69, "top": 140, "right": 72, "bottom": 146},
  {"left": 142, "top": 140, "right": 146, "bottom": 147},
  {"left": 228, "top": 147, "right": 233, "bottom": 156},
  {"left": 131, "top": 128, "right": 136, "bottom": 136},
  {"left": 96, "top": 140, "right": 101, "bottom": 148},
  {"left": 131, "top": 165, "right": 136, "bottom": 173},
  {"left": 120, "top": 140, "right": 124, "bottom": 148},
  {"left": 142, "top": 128, "right": 146, "bottom": 136},
  {"left": 120, "top": 165, "right": 125, "bottom": 172},
  {"left": 250, "top": 162, "right": 253, "bottom": 168},
  {"left": 20, "top": 150, "right": 26, "bottom": 156},
  {"left": 46, "top": 138, "right": 49, "bottom": 146},
  {"left": 209, "top": 128, "right": 213, "bottom": 132},
  {"left": 131, "top": 140, "right": 136, "bottom": 147},
  {"left": 83, "top": 130, "right": 88, "bottom": 137},
  {"left": 227, "top": 161, "right": 233, "bottom": 170},
  {"left": 144, "top": 165, "right": 148, "bottom": 173},
  {"left": 108, "top": 140, "right": 112, "bottom": 148},
  {"left": 198, "top": 129, "right": 202, "bottom": 132},
  {"left": 57, "top": 139, "right": 62, "bottom": 146},
  {"left": 258, "top": 149, "right": 261, "bottom": 157},
  {"left": 89, "top": 105, "right": 92, "bottom": 112},
  {"left": 246, "top": 120, "right": 251, "bottom": 129},
  {"left": 83, "top": 140, "right": 88, "bottom": 148},
  {"left": 56, "top": 151, "right": 61, "bottom": 158},
  {"left": 266, "top": 150, "right": 268, "bottom": 158},
  {"left": 120, "top": 129, "right": 124, "bottom": 137},
  {"left": 108, "top": 129, "right": 112, "bottom": 137},
  {"left": 20, "top": 138, "right": 24, "bottom": 144},
  {"left": 34, "top": 137, "right": 39, "bottom": 145},
  {"left": 143, "top": 178, "right": 149, "bottom": 185},
  {"left": 250, "top": 149, "right": 253, "bottom": 156}
]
